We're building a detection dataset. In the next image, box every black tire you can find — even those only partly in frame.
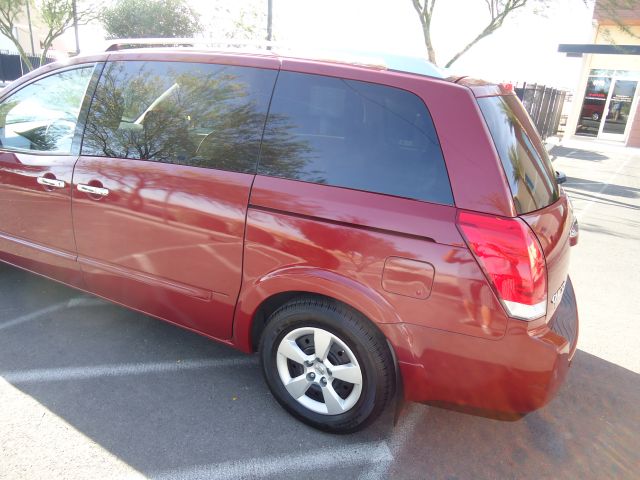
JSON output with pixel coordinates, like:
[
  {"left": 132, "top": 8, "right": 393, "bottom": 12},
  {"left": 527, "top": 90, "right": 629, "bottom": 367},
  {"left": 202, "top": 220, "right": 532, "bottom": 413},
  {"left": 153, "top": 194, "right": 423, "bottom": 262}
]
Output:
[{"left": 259, "top": 296, "right": 395, "bottom": 433}]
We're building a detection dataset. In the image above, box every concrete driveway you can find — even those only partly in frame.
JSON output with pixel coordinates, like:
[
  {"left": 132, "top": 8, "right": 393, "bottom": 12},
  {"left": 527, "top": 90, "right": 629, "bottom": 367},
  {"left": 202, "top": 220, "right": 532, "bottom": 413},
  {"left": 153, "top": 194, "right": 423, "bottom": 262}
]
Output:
[{"left": 1, "top": 138, "right": 638, "bottom": 479}]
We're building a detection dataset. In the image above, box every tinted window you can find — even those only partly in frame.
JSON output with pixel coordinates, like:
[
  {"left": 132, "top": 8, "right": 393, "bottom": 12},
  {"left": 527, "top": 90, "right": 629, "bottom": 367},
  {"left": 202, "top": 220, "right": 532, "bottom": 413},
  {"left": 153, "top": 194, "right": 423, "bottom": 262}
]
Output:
[
  {"left": 258, "top": 71, "right": 453, "bottom": 205},
  {"left": 0, "top": 67, "right": 94, "bottom": 154},
  {"left": 478, "top": 95, "right": 559, "bottom": 214},
  {"left": 82, "top": 61, "right": 277, "bottom": 173}
]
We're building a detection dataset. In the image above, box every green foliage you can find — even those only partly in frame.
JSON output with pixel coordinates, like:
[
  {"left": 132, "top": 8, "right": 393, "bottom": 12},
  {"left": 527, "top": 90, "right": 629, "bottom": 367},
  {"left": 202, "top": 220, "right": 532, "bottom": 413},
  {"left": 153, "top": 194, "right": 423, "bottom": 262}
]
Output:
[
  {"left": 37, "top": 1, "right": 98, "bottom": 63},
  {"left": 102, "top": 0, "right": 201, "bottom": 39},
  {"left": 0, "top": 0, "right": 33, "bottom": 69},
  {"left": 0, "top": 0, "right": 26, "bottom": 27},
  {"left": 207, "top": 2, "right": 267, "bottom": 41},
  {"left": 0, "top": 0, "right": 97, "bottom": 71}
]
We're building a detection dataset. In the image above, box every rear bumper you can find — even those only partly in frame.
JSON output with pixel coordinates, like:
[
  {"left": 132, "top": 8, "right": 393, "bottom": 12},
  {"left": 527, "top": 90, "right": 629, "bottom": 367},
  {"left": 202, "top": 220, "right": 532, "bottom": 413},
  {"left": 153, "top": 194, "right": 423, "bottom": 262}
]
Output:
[{"left": 383, "top": 277, "right": 579, "bottom": 414}]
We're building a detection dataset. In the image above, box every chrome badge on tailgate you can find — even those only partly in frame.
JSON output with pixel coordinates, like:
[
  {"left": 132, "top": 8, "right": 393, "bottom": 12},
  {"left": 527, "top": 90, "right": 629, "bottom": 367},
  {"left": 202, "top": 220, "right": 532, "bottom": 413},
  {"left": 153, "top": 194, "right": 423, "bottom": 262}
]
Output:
[{"left": 551, "top": 280, "right": 567, "bottom": 305}]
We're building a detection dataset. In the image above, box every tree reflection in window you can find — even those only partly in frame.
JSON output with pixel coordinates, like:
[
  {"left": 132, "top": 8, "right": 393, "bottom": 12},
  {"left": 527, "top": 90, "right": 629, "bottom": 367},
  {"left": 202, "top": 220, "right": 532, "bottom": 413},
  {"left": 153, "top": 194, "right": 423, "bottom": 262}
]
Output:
[
  {"left": 258, "top": 71, "right": 454, "bottom": 205},
  {"left": 82, "top": 61, "right": 308, "bottom": 174},
  {"left": 478, "top": 95, "right": 558, "bottom": 214}
]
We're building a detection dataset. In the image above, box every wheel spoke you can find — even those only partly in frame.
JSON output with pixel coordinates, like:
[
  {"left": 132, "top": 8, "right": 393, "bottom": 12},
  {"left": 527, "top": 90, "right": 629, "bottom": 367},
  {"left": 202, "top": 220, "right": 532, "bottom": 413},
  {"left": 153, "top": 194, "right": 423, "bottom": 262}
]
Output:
[
  {"left": 321, "top": 384, "right": 346, "bottom": 414},
  {"left": 330, "top": 363, "right": 362, "bottom": 385},
  {"left": 276, "top": 326, "right": 364, "bottom": 416},
  {"left": 278, "top": 339, "right": 311, "bottom": 365},
  {"left": 313, "top": 328, "right": 332, "bottom": 361},
  {"left": 284, "top": 375, "right": 312, "bottom": 399}
]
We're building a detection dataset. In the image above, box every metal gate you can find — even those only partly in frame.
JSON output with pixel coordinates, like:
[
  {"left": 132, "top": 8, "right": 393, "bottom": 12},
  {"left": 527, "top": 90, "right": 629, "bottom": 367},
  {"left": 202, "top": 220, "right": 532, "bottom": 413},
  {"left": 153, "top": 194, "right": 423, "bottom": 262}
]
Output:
[
  {"left": 515, "top": 83, "right": 567, "bottom": 140},
  {"left": 0, "top": 52, "right": 54, "bottom": 83}
]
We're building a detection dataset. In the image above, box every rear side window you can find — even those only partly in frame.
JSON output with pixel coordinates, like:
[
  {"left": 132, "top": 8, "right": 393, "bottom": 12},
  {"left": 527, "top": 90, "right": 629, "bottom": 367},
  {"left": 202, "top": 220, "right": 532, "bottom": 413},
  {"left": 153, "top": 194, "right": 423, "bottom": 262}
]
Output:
[
  {"left": 478, "top": 95, "right": 559, "bottom": 214},
  {"left": 258, "top": 71, "right": 453, "bottom": 205},
  {"left": 82, "top": 61, "right": 277, "bottom": 173}
]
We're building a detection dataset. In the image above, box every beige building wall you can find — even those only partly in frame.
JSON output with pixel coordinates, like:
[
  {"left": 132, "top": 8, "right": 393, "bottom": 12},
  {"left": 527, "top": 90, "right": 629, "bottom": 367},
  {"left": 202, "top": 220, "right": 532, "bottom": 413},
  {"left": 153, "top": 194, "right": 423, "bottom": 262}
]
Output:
[
  {"left": 564, "top": 23, "right": 598, "bottom": 144},
  {"left": 591, "top": 25, "right": 640, "bottom": 70},
  {"left": 564, "top": 23, "right": 640, "bottom": 146}
]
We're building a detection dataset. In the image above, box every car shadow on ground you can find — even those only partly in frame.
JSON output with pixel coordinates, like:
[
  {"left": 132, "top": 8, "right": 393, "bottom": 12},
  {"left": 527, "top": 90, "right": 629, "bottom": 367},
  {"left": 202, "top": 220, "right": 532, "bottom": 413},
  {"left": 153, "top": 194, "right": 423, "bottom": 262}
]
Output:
[
  {"left": 549, "top": 145, "right": 609, "bottom": 162},
  {"left": 0, "top": 265, "right": 394, "bottom": 480},
  {"left": 578, "top": 221, "right": 640, "bottom": 242},
  {"left": 390, "top": 349, "right": 640, "bottom": 479},
  {"left": 0, "top": 265, "right": 639, "bottom": 479},
  {"left": 564, "top": 176, "right": 640, "bottom": 201}
]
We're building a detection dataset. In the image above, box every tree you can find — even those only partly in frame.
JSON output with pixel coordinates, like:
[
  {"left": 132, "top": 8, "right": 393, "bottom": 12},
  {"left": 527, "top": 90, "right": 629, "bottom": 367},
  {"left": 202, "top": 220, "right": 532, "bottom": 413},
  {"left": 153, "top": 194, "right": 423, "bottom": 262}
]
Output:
[
  {"left": 411, "top": 0, "right": 536, "bottom": 68},
  {"left": 0, "top": 0, "right": 34, "bottom": 69},
  {"left": 38, "top": 0, "right": 97, "bottom": 65},
  {"left": 0, "top": 0, "right": 96, "bottom": 72},
  {"left": 197, "top": 1, "right": 266, "bottom": 43},
  {"left": 102, "top": 0, "right": 201, "bottom": 39},
  {"left": 223, "top": 7, "right": 266, "bottom": 40}
]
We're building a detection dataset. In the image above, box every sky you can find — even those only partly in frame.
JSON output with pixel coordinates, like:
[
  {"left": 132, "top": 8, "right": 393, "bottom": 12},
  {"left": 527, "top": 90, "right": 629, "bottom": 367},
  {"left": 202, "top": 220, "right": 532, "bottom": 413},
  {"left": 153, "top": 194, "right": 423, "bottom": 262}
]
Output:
[{"left": 69, "top": 0, "right": 596, "bottom": 90}]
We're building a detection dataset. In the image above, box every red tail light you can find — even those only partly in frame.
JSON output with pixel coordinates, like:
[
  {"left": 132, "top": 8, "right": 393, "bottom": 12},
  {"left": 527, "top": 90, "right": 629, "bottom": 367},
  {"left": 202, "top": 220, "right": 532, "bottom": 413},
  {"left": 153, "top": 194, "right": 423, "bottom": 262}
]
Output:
[{"left": 456, "top": 211, "right": 547, "bottom": 321}]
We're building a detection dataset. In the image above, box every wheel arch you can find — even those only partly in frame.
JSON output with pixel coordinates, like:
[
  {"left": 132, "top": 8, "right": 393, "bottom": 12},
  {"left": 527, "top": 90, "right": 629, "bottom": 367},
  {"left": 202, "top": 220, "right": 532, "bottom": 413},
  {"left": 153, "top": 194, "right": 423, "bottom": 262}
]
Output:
[{"left": 231, "top": 267, "right": 403, "bottom": 354}]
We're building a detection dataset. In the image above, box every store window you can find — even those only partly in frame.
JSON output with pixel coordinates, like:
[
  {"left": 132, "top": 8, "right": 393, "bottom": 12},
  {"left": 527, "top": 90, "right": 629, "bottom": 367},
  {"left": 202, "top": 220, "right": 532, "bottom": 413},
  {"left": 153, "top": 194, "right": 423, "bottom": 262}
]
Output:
[
  {"left": 576, "top": 70, "right": 640, "bottom": 139},
  {"left": 576, "top": 76, "right": 611, "bottom": 137}
]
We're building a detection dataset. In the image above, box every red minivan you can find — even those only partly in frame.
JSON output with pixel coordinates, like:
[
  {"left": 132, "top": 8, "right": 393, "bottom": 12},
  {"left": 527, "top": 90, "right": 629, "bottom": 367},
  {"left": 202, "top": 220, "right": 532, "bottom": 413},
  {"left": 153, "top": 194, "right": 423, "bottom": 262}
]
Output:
[{"left": 0, "top": 43, "right": 578, "bottom": 433}]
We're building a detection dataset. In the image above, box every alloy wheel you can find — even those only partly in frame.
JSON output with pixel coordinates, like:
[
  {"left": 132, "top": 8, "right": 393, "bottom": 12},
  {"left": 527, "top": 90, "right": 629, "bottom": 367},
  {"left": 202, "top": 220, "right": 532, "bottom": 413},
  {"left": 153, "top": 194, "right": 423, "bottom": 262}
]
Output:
[{"left": 275, "top": 327, "right": 363, "bottom": 415}]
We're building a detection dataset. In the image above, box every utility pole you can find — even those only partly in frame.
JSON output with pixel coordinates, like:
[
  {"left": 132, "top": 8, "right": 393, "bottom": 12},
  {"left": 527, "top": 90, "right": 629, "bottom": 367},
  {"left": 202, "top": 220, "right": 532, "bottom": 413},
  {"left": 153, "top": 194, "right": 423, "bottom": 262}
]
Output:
[
  {"left": 266, "top": 0, "right": 273, "bottom": 42},
  {"left": 72, "top": 0, "right": 80, "bottom": 54},
  {"left": 25, "top": 0, "right": 36, "bottom": 56}
]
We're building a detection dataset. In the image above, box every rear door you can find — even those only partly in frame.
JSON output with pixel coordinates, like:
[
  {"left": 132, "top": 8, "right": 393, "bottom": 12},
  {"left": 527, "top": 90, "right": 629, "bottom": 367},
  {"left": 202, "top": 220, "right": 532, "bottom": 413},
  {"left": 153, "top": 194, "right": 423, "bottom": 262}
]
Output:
[
  {"left": 73, "top": 59, "right": 277, "bottom": 338},
  {"left": 477, "top": 94, "right": 575, "bottom": 320},
  {"left": 0, "top": 65, "right": 96, "bottom": 285}
]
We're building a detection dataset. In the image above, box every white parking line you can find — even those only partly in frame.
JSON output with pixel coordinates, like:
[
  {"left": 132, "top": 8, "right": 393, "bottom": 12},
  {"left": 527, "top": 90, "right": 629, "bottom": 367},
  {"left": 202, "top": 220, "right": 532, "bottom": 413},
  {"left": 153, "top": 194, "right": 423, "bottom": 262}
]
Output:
[
  {"left": 0, "top": 298, "right": 80, "bottom": 331},
  {"left": 66, "top": 296, "right": 109, "bottom": 308},
  {"left": 147, "top": 441, "right": 392, "bottom": 480},
  {"left": 0, "top": 296, "right": 114, "bottom": 332},
  {"left": 564, "top": 153, "right": 633, "bottom": 221},
  {"left": 1, "top": 356, "right": 259, "bottom": 383},
  {"left": 358, "top": 403, "right": 427, "bottom": 480}
]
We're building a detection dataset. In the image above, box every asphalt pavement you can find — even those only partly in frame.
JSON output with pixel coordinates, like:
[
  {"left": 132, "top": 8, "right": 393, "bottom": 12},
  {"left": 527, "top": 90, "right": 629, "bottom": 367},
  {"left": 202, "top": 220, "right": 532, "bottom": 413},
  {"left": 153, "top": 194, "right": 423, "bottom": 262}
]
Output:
[{"left": 0, "top": 137, "right": 638, "bottom": 479}]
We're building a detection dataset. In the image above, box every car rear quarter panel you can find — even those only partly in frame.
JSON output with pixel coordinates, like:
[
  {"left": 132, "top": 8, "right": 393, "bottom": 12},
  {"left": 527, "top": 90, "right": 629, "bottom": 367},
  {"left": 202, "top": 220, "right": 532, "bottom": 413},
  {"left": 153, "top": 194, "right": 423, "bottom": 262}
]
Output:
[
  {"left": 232, "top": 60, "right": 515, "bottom": 353},
  {"left": 232, "top": 177, "right": 511, "bottom": 354},
  {"left": 521, "top": 193, "right": 573, "bottom": 322}
]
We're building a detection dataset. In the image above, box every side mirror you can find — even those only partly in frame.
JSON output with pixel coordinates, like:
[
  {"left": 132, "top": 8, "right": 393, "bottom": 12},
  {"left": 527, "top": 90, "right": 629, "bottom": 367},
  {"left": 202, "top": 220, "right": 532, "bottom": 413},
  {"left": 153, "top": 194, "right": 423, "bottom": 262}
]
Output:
[{"left": 555, "top": 170, "right": 567, "bottom": 184}]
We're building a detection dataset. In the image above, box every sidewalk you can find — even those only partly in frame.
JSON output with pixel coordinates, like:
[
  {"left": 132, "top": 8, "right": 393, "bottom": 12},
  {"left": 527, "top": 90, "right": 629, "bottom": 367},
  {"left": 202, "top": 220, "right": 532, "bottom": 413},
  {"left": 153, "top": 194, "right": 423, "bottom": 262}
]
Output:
[
  {"left": 547, "top": 134, "right": 640, "bottom": 156},
  {"left": 551, "top": 138, "right": 640, "bottom": 374}
]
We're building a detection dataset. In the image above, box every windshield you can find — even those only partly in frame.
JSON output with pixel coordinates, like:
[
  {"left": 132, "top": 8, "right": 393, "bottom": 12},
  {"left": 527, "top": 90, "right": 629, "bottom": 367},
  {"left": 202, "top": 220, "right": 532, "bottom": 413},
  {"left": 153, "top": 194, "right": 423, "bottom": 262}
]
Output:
[{"left": 478, "top": 95, "right": 559, "bottom": 214}]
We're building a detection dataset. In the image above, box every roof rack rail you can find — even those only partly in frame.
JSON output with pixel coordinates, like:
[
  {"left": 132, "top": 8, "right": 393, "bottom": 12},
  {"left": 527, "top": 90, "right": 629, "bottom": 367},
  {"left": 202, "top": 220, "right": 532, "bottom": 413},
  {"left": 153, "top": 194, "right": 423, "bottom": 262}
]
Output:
[
  {"left": 103, "top": 38, "right": 390, "bottom": 70},
  {"left": 101, "top": 39, "right": 447, "bottom": 79},
  {"left": 105, "top": 38, "right": 278, "bottom": 52}
]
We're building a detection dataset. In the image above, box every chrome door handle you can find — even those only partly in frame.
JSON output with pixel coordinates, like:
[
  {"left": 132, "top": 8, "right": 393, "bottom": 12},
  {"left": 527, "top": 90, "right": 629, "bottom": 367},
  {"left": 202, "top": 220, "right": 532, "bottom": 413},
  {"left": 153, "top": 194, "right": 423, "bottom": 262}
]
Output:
[
  {"left": 77, "top": 183, "right": 109, "bottom": 197},
  {"left": 37, "top": 177, "right": 65, "bottom": 189}
]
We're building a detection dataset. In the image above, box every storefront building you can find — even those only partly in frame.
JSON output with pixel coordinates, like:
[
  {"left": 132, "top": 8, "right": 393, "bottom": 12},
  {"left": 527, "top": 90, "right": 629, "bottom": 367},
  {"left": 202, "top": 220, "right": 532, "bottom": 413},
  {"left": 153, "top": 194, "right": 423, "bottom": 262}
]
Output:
[{"left": 564, "top": 2, "right": 640, "bottom": 146}]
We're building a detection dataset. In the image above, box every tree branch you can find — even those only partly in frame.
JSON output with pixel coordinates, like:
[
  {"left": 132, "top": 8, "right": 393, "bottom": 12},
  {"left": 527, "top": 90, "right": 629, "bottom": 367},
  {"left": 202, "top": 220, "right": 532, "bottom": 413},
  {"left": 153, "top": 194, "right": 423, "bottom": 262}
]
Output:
[
  {"left": 410, "top": 0, "right": 438, "bottom": 64},
  {"left": 37, "top": 1, "right": 100, "bottom": 64},
  {"left": 444, "top": 0, "right": 528, "bottom": 68},
  {"left": 411, "top": 0, "right": 426, "bottom": 24},
  {"left": 0, "top": 0, "right": 34, "bottom": 70}
]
